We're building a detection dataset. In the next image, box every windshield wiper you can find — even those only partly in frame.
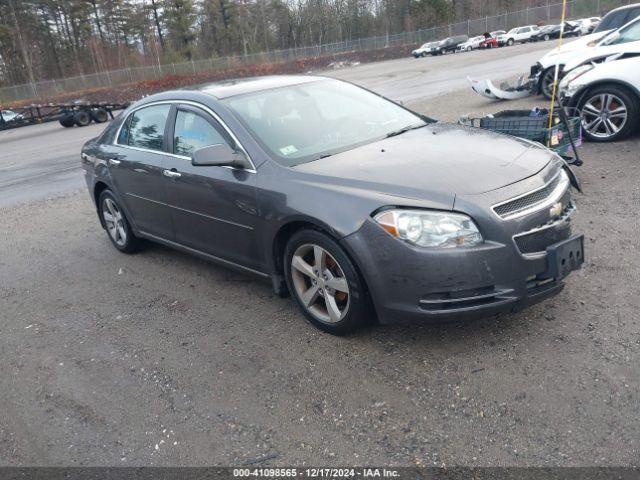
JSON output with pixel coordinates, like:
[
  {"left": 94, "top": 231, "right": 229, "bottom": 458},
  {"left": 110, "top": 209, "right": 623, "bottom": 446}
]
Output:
[{"left": 385, "top": 122, "right": 428, "bottom": 138}]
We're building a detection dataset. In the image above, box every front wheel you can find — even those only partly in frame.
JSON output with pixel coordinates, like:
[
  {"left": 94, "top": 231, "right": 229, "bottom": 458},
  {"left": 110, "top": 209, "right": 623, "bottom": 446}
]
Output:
[
  {"left": 579, "top": 84, "right": 639, "bottom": 142},
  {"left": 544, "top": 34, "right": 550, "bottom": 41},
  {"left": 98, "top": 189, "right": 141, "bottom": 253},
  {"left": 540, "top": 67, "right": 562, "bottom": 100},
  {"left": 284, "top": 229, "right": 371, "bottom": 334},
  {"left": 507, "top": 38, "right": 514, "bottom": 46}
]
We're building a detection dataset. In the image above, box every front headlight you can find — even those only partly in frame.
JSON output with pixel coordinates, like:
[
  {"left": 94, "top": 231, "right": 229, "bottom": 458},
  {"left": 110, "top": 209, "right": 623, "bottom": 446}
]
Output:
[
  {"left": 373, "top": 209, "right": 483, "bottom": 248},
  {"left": 559, "top": 64, "right": 593, "bottom": 96}
]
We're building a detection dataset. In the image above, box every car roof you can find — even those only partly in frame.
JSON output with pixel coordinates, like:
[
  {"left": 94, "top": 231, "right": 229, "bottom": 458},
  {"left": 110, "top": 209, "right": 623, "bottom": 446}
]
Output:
[
  {"left": 188, "top": 75, "right": 324, "bottom": 99},
  {"left": 609, "top": 2, "right": 640, "bottom": 12}
]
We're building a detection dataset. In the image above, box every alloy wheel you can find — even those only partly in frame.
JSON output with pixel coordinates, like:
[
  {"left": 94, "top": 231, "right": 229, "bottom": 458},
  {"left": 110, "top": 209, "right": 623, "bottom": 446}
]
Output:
[
  {"left": 290, "top": 244, "right": 350, "bottom": 324},
  {"left": 102, "top": 198, "right": 127, "bottom": 247},
  {"left": 581, "top": 93, "right": 627, "bottom": 140}
]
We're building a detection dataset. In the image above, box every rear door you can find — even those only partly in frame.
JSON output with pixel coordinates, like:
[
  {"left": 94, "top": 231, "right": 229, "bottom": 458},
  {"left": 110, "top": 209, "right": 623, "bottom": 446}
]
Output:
[
  {"left": 161, "top": 104, "right": 261, "bottom": 270},
  {"left": 100, "top": 103, "right": 173, "bottom": 239}
]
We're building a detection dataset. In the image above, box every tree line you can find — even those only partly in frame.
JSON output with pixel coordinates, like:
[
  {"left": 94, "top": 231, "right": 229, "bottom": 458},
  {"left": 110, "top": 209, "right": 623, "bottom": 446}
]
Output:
[{"left": 0, "top": 0, "right": 549, "bottom": 86}]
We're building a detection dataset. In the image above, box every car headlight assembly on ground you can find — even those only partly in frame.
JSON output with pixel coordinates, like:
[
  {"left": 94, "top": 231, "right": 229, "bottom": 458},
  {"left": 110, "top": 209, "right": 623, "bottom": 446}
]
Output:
[
  {"left": 374, "top": 209, "right": 483, "bottom": 248},
  {"left": 559, "top": 64, "right": 594, "bottom": 96}
]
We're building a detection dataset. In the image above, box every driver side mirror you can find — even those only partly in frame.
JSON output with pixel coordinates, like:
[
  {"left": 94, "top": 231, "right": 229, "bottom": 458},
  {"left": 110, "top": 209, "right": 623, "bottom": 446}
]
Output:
[
  {"left": 601, "top": 30, "right": 620, "bottom": 45},
  {"left": 192, "top": 143, "right": 252, "bottom": 170}
]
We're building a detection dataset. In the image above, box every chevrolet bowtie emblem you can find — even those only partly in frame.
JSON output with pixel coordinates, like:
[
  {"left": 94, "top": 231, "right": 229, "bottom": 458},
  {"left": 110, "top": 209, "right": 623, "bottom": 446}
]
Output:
[{"left": 549, "top": 202, "right": 563, "bottom": 218}]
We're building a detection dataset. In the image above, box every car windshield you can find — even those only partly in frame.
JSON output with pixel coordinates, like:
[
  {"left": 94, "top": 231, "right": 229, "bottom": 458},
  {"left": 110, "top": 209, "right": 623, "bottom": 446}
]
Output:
[
  {"left": 507, "top": 28, "right": 518, "bottom": 34},
  {"left": 594, "top": 7, "right": 639, "bottom": 33},
  {"left": 223, "top": 79, "right": 426, "bottom": 166}
]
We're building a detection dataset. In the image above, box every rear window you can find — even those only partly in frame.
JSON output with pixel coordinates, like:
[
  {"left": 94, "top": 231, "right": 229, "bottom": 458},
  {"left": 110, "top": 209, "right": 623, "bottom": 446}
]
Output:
[{"left": 124, "top": 104, "right": 170, "bottom": 151}]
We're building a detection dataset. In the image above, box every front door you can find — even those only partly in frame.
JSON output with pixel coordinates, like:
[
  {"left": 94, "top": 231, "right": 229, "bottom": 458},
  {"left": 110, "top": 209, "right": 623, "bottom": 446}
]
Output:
[
  {"left": 100, "top": 103, "right": 173, "bottom": 239},
  {"left": 161, "top": 104, "right": 261, "bottom": 270}
]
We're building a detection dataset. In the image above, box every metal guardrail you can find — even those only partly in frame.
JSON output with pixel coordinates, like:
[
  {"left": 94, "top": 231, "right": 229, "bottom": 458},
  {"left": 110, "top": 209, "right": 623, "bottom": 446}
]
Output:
[{"left": 0, "top": 0, "right": 630, "bottom": 103}]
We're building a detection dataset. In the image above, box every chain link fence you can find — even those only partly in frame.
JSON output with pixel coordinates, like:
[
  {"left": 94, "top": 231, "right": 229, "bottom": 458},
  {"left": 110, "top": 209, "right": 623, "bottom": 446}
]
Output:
[{"left": 0, "top": 0, "right": 630, "bottom": 103}]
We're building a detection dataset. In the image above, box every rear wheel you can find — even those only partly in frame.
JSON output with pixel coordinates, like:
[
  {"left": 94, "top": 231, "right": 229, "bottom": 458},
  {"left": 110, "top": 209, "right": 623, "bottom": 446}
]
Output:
[
  {"left": 91, "top": 108, "right": 109, "bottom": 123},
  {"left": 284, "top": 229, "right": 370, "bottom": 335},
  {"left": 73, "top": 110, "right": 91, "bottom": 127},
  {"left": 98, "top": 189, "right": 141, "bottom": 253},
  {"left": 578, "top": 84, "right": 639, "bottom": 142}
]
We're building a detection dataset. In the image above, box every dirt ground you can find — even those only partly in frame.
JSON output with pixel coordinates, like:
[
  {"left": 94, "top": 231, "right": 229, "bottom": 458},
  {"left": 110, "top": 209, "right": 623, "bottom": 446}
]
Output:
[{"left": 1, "top": 65, "right": 639, "bottom": 466}]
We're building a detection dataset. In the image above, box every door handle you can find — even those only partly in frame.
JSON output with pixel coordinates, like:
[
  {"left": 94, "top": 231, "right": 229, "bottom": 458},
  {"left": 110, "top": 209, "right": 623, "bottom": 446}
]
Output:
[
  {"left": 108, "top": 158, "right": 121, "bottom": 166},
  {"left": 163, "top": 169, "right": 182, "bottom": 179}
]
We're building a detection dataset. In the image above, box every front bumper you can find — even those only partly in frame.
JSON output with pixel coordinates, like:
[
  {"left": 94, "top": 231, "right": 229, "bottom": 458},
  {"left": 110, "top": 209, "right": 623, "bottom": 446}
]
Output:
[
  {"left": 528, "top": 63, "right": 543, "bottom": 94},
  {"left": 341, "top": 169, "right": 582, "bottom": 324}
]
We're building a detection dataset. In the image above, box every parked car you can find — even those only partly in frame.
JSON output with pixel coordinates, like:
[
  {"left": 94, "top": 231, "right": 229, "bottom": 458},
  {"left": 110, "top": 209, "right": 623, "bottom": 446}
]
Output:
[
  {"left": 479, "top": 31, "right": 506, "bottom": 49},
  {"left": 530, "top": 24, "right": 559, "bottom": 42},
  {"left": 411, "top": 41, "right": 438, "bottom": 58},
  {"left": 577, "top": 17, "right": 601, "bottom": 34},
  {"left": 530, "top": 14, "right": 640, "bottom": 98},
  {"left": 432, "top": 35, "right": 469, "bottom": 54},
  {"left": 497, "top": 25, "right": 540, "bottom": 46},
  {"left": 530, "top": 22, "right": 581, "bottom": 42},
  {"left": 560, "top": 55, "right": 640, "bottom": 142},
  {"left": 457, "top": 35, "right": 485, "bottom": 52},
  {"left": 81, "top": 75, "right": 583, "bottom": 334}
]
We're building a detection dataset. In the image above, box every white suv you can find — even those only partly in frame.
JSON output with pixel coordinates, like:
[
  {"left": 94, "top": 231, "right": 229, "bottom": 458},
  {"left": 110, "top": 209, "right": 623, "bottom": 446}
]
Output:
[{"left": 498, "top": 25, "right": 540, "bottom": 46}]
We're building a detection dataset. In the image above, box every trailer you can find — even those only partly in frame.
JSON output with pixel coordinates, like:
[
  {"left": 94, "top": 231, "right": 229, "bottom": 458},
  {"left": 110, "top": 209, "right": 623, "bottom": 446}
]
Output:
[{"left": 0, "top": 101, "right": 129, "bottom": 131}]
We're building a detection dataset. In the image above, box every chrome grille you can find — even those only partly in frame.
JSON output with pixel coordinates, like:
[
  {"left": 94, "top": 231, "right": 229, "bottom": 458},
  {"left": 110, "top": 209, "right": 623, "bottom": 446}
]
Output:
[
  {"left": 493, "top": 174, "right": 562, "bottom": 219},
  {"left": 513, "top": 200, "right": 575, "bottom": 255}
]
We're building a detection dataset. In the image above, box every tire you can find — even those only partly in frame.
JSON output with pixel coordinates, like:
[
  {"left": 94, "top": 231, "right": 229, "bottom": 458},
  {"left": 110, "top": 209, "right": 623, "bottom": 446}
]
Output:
[
  {"left": 98, "top": 189, "right": 141, "bottom": 253},
  {"left": 73, "top": 110, "right": 91, "bottom": 127},
  {"left": 540, "top": 66, "right": 562, "bottom": 100},
  {"left": 466, "top": 46, "right": 472, "bottom": 52},
  {"left": 544, "top": 34, "right": 550, "bottom": 41},
  {"left": 59, "top": 116, "right": 75, "bottom": 128},
  {"left": 421, "top": 52, "right": 428, "bottom": 57},
  {"left": 284, "top": 229, "right": 371, "bottom": 335},
  {"left": 91, "top": 108, "right": 109, "bottom": 123},
  {"left": 507, "top": 38, "right": 514, "bottom": 46},
  {"left": 578, "top": 84, "right": 639, "bottom": 143}
]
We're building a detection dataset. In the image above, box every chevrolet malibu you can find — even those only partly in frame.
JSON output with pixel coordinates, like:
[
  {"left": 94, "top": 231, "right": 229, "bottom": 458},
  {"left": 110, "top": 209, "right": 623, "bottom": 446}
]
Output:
[{"left": 81, "top": 75, "right": 584, "bottom": 334}]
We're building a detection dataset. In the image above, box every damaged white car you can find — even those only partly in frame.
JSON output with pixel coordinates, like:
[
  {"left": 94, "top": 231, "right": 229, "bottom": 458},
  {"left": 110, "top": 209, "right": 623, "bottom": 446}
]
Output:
[
  {"left": 530, "top": 5, "right": 640, "bottom": 98},
  {"left": 560, "top": 54, "right": 640, "bottom": 142}
]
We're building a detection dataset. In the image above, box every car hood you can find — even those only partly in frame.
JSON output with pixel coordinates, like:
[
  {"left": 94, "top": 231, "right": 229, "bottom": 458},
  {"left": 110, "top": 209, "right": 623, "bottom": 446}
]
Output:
[
  {"left": 539, "top": 30, "right": 612, "bottom": 66},
  {"left": 563, "top": 42, "right": 640, "bottom": 71},
  {"left": 292, "top": 123, "right": 553, "bottom": 199}
]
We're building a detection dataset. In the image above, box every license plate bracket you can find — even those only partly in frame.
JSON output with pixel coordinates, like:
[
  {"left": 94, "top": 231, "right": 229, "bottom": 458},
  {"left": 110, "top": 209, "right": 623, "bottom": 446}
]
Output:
[{"left": 544, "top": 234, "right": 584, "bottom": 280}]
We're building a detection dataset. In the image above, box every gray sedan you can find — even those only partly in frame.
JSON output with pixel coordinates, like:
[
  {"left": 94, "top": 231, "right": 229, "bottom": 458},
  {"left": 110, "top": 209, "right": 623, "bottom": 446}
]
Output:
[{"left": 81, "top": 75, "right": 584, "bottom": 334}]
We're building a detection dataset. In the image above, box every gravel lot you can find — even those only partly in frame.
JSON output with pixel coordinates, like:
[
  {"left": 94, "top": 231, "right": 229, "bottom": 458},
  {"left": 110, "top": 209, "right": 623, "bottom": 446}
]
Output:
[{"left": 1, "top": 43, "right": 639, "bottom": 466}]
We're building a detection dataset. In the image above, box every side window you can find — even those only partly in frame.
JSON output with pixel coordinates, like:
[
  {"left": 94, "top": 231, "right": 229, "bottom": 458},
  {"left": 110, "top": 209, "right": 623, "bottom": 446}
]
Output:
[
  {"left": 173, "top": 109, "right": 230, "bottom": 157},
  {"left": 128, "top": 104, "right": 170, "bottom": 151},
  {"left": 611, "top": 19, "right": 640, "bottom": 44}
]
